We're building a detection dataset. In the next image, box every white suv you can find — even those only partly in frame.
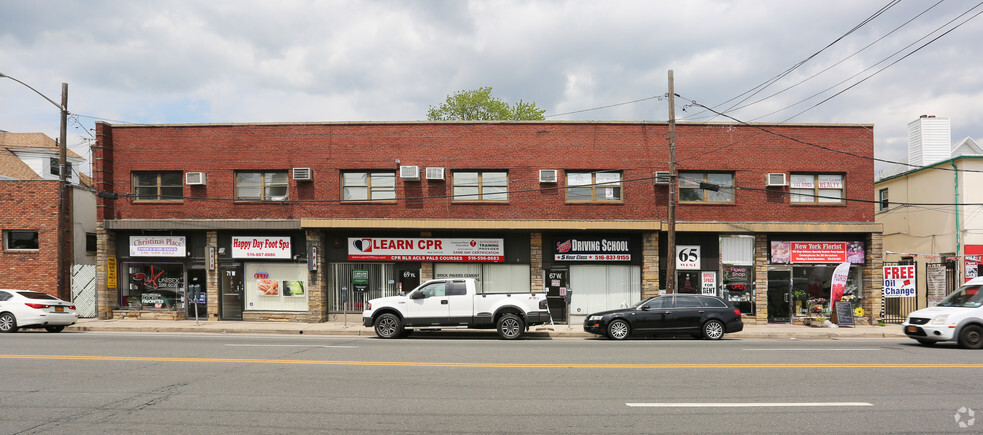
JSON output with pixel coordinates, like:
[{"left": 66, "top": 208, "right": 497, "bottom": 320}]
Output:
[{"left": 902, "top": 277, "right": 983, "bottom": 349}]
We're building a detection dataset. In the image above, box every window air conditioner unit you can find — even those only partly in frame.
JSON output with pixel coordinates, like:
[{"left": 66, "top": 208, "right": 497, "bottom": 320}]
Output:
[
  {"left": 185, "top": 172, "right": 206, "bottom": 186},
  {"left": 400, "top": 165, "right": 421, "bottom": 181},
  {"left": 292, "top": 167, "right": 313, "bottom": 181},
  {"left": 766, "top": 173, "right": 788, "bottom": 187},
  {"left": 539, "top": 169, "right": 558, "bottom": 183},
  {"left": 653, "top": 171, "right": 671, "bottom": 185},
  {"left": 425, "top": 167, "right": 445, "bottom": 180}
]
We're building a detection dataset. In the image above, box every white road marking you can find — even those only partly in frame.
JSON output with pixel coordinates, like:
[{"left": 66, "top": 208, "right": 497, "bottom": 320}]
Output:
[
  {"left": 225, "top": 344, "right": 358, "bottom": 348},
  {"left": 627, "top": 402, "right": 873, "bottom": 408}
]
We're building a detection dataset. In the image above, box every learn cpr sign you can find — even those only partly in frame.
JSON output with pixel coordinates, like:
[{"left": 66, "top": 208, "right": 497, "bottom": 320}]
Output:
[{"left": 883, "top": 265, "right": 916, "bottom": 298}]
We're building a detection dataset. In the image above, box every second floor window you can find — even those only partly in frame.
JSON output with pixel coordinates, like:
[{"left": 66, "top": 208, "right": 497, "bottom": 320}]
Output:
[
  {"left": 133, "top": 171, "right": 183, "bottom": 201},
  {"left": 453, "top": 171, "right": 508, "bottom": 201},
  {"left": 343, "top": 171, "right": 396, "bottom": 201},
  {"left": 790, "top": 173, "right": 843, "bottom": 204},
  {"left": 878, "top": 188, "right": 889, "bottom": 211},
  {"left": 49, "top": 158, "right": 73, "bottom": 180},
  {"left": 566, "top": 171, "right": 622, "bottom": 202},
  {"left": 679, "top": 172, "right": 735, "bottom": 203},
  {"left": 236, "top": 171, "right": 288, "bottom": 201}
]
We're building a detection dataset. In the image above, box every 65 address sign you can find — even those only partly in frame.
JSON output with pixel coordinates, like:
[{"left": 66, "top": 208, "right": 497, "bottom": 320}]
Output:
[{"left": 676, "top": 245, "right": 701, "bottom": 270}]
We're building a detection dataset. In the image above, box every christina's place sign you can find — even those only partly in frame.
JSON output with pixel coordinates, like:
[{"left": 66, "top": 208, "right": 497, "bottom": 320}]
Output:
[
  {"left": 348, "top": 238, "right": 504, "bottom": 262},
  {"left": 130, "top": 236, "right": 186, "bottom": 257},
  {"left": 555, "top": 237, "right": 631, "bottom": 261}
]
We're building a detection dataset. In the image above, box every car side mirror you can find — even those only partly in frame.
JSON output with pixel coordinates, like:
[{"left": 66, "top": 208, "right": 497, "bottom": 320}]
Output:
[
  {"left": 409, "top": 291, "right": 424, "bottom": 300},
  {"left": 640, "top": 305, "right": 650, "bottom": 311}
]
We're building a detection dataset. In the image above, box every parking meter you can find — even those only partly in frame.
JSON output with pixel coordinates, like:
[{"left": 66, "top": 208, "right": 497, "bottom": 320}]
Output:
[{"left": 565, "top": 289, "right": 573, "bottom": 305}]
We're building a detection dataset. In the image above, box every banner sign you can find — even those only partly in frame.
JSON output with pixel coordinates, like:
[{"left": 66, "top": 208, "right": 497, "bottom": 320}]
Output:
[
  {"left": 883, "top": 264, "right": 916, "bottom": 298},
  {"left": 107, "top": 257, "right": 118, "bottom": 288},
  {"left": 232, "top": 236, "right": 292, "bottom": 259},
  {"left": 554, "top": 237, "right": 631, "bottom": 261},
  {"left": 130, "top": 236, "right": 186, "bottom": 257},
  {"left": 676, "top": 246, "right": 701, "bottom": 270},
  {"left": 348, "top": 238, "right": 504, "bottom": 262},
  {"left": 830, "top": 262, "right": 851, "bottom": 302},
  {"left": 771, "top": 241, "right": 865, "bottom": 264}
]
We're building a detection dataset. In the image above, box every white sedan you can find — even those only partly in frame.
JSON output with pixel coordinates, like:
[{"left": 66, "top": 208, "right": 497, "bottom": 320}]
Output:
[{"left": 0, "top": 289, "right": 78, "bottom": 333}]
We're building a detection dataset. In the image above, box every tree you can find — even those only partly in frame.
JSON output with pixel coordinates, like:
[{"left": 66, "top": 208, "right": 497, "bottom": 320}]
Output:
[{"left": 427, "top": 87, "right": 546, "bottom": 121}]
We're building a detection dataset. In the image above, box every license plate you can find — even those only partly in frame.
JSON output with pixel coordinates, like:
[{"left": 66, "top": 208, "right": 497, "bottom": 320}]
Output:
[
  {"left": 55, "top": 306, "right": 64, "bottom": 312},
  {"left": 906, "top": 326, "right": 917, "bottom": 333}
]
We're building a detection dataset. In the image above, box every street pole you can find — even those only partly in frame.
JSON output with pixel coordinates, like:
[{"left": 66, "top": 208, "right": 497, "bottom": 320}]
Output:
[
  {"left": 0, "top": 73, "right": 71, "bottom": 300},
  {"left": 666, "top": 70, "right": 677, "bottom": 295}
]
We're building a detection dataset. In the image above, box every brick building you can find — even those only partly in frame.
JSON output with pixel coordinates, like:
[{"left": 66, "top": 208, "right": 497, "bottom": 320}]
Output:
[{"left": 93, "top": 121, "right": 882, "bottom": 324}]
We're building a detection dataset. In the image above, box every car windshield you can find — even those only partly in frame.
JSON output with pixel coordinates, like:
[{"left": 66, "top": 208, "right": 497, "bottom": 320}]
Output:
[
  {"left": 936, "top": 285, "right": 983, "bottom": 308},
  {"left": 18, "top": 291, "right": 57, "bottom": 300},
  {"left": 630, "top": 297, "right": 654, "bottom": 308}
]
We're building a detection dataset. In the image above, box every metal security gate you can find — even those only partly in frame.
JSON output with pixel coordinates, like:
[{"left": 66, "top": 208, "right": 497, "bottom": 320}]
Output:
[
  {"left": 71, "top": 264, "right": 97, "bottom": 318},
  {"left": 882, "top": 261, "right": 918, "bottom": 324}
]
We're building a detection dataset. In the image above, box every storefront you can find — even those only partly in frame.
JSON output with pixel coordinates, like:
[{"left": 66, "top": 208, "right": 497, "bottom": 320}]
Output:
[
  {"left": 219, "top": 233, "right": 309, "bottom": 321},
  {"left": 767, "top": 240, "right": 866, "bottom": 324},
  {"left": 544, "top": 234, "right": 642, "bottom": 323},
  {"left": 115, "top": 234, "right": 198, "bottom": 319}
]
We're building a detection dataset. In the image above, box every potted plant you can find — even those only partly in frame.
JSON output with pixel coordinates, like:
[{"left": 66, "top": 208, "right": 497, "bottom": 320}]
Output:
[{"left": 793, "top": 290, "right": 807, "bottom": 314}]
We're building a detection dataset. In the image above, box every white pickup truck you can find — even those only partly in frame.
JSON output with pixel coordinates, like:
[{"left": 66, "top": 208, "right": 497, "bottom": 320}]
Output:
[{"left": 362, "top": 278, "right": 551, "bottom": 339}]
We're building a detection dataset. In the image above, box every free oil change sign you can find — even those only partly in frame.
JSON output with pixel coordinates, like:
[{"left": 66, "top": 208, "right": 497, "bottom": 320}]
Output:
[{"left": 883, "top": 265, "right": 916, "bottom": 298}]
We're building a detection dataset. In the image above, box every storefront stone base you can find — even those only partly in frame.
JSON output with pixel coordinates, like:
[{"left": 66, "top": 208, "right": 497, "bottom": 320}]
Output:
[{"left": 111, "top": 310, "right": 186, "bottom": 320}]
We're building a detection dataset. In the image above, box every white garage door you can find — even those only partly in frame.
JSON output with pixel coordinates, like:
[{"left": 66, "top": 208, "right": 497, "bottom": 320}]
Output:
[{"left": 569, "top": 265, "right": 641, "bottom": 317}]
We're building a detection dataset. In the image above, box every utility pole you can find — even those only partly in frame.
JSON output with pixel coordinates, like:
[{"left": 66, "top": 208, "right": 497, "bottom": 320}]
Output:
[
  {"left": 666, "top": 70, "right": 677, "bottom": 295},
  {"left": 58, "top": 83, "right": 70, "bottom": 301}
]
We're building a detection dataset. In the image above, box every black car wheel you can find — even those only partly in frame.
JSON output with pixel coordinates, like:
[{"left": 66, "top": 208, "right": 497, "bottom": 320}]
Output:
[
  {"left": 702, "top": 319, "right": 725, "bottom": 340},
  {"left": 45, "top": 325, "right": 66, "bottom": 333},
  {"left": 497, "top": 313, "right": 525, "bottom": 340},
  {"left": 957, "top": 325, "right": 983, "bottom": 349},
  {"left": 373, "top": 313, "right": 403, "bottom": 339},
  {"left": 607, "top": 319, "right": 630, "bottom": 340},
  {"left": 0, "top": 312, "right": 17, "bottom": 333}
]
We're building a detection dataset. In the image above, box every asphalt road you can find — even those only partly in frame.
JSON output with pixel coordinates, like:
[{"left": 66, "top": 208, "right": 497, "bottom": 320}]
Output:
[{"left": 1, "top": 332, "right": 981, "bottom": 434}]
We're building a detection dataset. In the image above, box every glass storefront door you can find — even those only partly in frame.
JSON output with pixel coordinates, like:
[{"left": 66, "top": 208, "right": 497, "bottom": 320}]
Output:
[
  {"left": 767, "top": 268, "right": 792, "bottom": 324},
  {"left": 220, "top": 265, "right": 244, "bottom": 320}
]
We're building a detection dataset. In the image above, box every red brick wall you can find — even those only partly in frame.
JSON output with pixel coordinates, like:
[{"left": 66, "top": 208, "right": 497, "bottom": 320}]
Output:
[
  {"left": 94, "top": 122, "right": 874, "bottom": 223},
  {"left": 0, "top": 180, "right": 60, "bottom": 295}
]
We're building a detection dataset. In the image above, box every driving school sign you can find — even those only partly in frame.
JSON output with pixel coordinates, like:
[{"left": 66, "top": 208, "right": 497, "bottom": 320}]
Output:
[
  {"left": 883, "top": 264, "right": 916, "bottom": 298},
  {"left": 554, "top": 237, "right": 631, "bottom": 261},
  {"left": 348, "top": 238, "right": 504, "bottom": 262}
]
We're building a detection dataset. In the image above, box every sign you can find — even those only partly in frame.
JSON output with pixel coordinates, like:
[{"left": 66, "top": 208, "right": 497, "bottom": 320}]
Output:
[
  {"left": 107, "top": 257, "right": 117, "bottom": 288},
  {"left": 701, "top": 271, "right": 717, "bottom": 295},
  {"left": 676, "top": 246, "right": 701, "bottom": 270},
  {"left": 308, "top": 246, "right": 318, "bottom": 272},
  {"left": 771, "top": 241, "right": 865, "bottom": 264},
  {"left": 352, "top": 269, "right": 369, "bottom": 292},
  {"left": 883, "top": 265, "right": 916, "bottom": 298},
  {"left": 966, "top": 254, "right": 981, "bottom": 283},
  {"left": 348, "top": 238, "right": 504, "bottom": 262},
  {"left": 833, "top": 300, "right": 855, "bottom": 327},
  {"left": 926, "top": 263, "right": 948, "bottom": 307},
  {"left": 207, "top": 246, "right": 216, "bottom": 271},
  {"left": 830, "top": 262, "right": 851, "bottom": 303},
  {"left": 130, "top": 236, "right": 186, "bottom": 257},
  {"left": 232, "top": 236, "right": 291, "bottom": 259},
  {"left": 723, "top": 265, "right": 750, "bottom": 282},
  {"left": 554, "top": 237, "right": 631, "bottom": 261}
]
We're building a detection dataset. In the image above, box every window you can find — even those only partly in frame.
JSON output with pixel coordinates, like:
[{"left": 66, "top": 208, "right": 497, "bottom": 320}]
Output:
[
  {"left": 49, "top": 158, "right": 73, "bottom": 180},
  {"left": 235, "top": 171, "right": 288, "bottom": 201},
  {"left": 85, "top": 233, "right": 97, "bottom": 253},
  {"left": 452, "top": 171, "right": 508, "bottom": 201},
  {"left": 133, "top": 171, "right": 183, "bottom": 201},
  {"left": 790, "top": 173, "right": 843, "bottom": 203},
  {"left": 679, "top": 172, "right": 735, "bottom": 203},
  {"left": 4, "top": 230, "right": 39, "bottom": 250},
  {"left": 342, "top": 171, "right": 396, "bottom": 201},
  {"left": 566, "top": 171, "right": 622, "bottom": 202},
  {"left": 878, "top": 188, "right": 889, "bottom": 211}
]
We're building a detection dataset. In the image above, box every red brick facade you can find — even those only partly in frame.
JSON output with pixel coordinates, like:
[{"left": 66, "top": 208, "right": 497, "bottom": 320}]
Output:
[
  {"left": 94, "top": 122, "right": 874, "bottom": 223},
  {"left": 0, "top": 180, "right": 60, "bottom": 294}
]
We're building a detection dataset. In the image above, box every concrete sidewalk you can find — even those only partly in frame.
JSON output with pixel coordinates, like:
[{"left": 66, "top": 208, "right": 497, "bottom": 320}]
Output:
[{"left": 66, "top": 318, "right": 908, "bottom": 340}]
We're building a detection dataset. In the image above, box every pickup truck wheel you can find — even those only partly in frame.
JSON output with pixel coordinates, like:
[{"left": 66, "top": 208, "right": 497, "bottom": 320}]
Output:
[
  {"left": 957, "top": 325, "right": 983, "bottom": 349},
  {"left": 607, "top": 319, "right": 630, "bottom": 340},
  {"left": 374, "top": 313, "right": 403, "bottom": 339},
  {"left": 497, "top": 313, "right": 524, "bottom": 340}
]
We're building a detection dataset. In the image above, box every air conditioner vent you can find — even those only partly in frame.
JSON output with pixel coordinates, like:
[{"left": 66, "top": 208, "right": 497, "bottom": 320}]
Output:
[
  {"left": 425, "top": 167, "right": 445, "bottom": 180},
  {"left": 539, "top": 169, "right": 558, "bottom": 183},
  {"left": 400, "top": 165, "right": 421, "bottom": 181},
  {"left": 292, "top": 167, "right": 312, "bottom": 181},
  {"left": 766, "top": 173, "right": 788, "bottom": 187},
  {"left": 654, "top": 171, "right": 671, "bottom": 185},
  {"left": 185, "top": 172, "right": 206, "bottom": 186}
]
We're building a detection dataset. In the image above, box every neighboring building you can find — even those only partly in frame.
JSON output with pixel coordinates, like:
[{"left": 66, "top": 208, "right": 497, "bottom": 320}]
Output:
[
  {"left": 93, "top": 121, "right": 881, "bottom": 325},
  {"left": 0, "top": 131, "right": 95, "bottom": 301},
  {"left": 876, "top": 116, "right": 983, "bottom": 309}
]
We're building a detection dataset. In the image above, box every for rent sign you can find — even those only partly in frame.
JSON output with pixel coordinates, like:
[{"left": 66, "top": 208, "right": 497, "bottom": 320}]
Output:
[
  {"left": 348, "top": 238, "right": 504, "bottom": 262},
  {"left": 883, "top": 264, "right": 917, "bottom": 298}
]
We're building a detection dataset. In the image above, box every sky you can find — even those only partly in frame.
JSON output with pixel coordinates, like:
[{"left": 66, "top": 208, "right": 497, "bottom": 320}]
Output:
[{"left": 2, "top": 1, "right": 982, "bottom": 177}]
